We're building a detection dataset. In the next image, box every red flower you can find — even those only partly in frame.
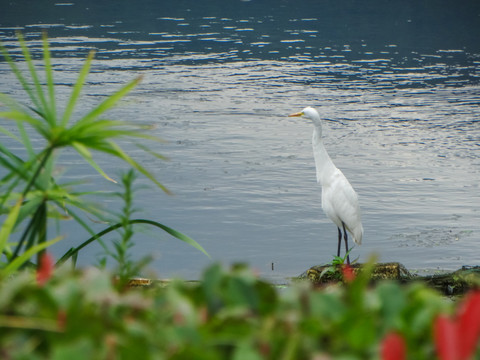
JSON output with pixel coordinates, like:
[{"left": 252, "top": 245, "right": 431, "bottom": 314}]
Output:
[
  {"left": 381, "top": 332, "right": 407, "bottom": 360},
  {"left": 36, "top": 252, "right": 54, "bottom": 286},
  {"left": 435, "top": 290, "right": 480, "bottom": 360},
  {"left": 435, "top": 315, "right": 460, "bottom": 360},
  {"left": 341, "top": 264, "right": 356, "bottom": 283},
  {"left": 457, "top": 290, "right": 480, "bottom": 360},
  {"left": 57, "top": 310, "right": 67, "bottom": 331}
]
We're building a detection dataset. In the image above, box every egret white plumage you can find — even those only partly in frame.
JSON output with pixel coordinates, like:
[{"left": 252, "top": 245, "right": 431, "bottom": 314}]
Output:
[{"left": 289, "top": 107, "right": 363, "bottom": 264}]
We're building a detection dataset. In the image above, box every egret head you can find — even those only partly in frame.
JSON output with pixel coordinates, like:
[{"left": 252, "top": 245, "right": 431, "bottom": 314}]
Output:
[{"left": 288, "top": 106, "right": 321, "bottom": 126}]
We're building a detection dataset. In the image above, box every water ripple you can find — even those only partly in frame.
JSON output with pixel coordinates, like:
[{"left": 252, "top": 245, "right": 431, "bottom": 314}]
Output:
[{"left": 1, "top": 0, "right": 480, "bottom": 278}]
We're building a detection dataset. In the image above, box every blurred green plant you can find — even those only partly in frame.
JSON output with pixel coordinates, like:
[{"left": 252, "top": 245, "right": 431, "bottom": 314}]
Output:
[
  {"left": 0, "top": 32, "right": 208, "bottom": 275},
  {"left": 0, "top": 261, "right": 478, "bottom": 359},
  {"left": 95, "top": 169, "right": 156, "bottom": 289},
  {"left": 100, "top": 170, "right": 145, "bottom": 287}
]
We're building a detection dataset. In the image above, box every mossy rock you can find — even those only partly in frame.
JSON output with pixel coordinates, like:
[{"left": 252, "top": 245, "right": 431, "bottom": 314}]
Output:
[
  {"left": 300, "top": 262, "right": 412, "bottom": 283},
  {"left": 300, "top": 263, "right": 480, "bottom": 295}
]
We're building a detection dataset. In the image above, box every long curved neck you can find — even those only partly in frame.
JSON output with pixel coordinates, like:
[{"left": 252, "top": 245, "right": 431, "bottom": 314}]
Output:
[{"left": 312, "top": 124, "right": 336, "bottom": 184}]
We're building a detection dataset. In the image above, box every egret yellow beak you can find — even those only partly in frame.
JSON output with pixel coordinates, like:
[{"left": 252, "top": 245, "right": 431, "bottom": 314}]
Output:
[{"left": 288, "top": 111, "right": 304, "bottom": 117}]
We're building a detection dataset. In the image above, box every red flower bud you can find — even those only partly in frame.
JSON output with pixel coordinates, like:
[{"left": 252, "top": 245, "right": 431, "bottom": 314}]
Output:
[
  {"left": 381, "top": 332, "right": 406, "bottom": 360},
  {"left": 341, "top": 264, "right": 356, "bottom": 283},
  {"left": 457, "top": 290, "right": 480, "bottom": 360},
  {"left": 435, "top": 315, "right": 460, "bottom": 360},
  {"left": 36, "top": 252, "right": 54, "bottom": 286},
  {"left": 434, "top": 290, "right": 480, "bottom": 360}
]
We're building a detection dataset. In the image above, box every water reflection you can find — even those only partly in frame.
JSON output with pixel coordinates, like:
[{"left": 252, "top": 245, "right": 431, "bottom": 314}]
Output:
[{"left": 1, "top": 0, "right": 479, "bottom": 280}]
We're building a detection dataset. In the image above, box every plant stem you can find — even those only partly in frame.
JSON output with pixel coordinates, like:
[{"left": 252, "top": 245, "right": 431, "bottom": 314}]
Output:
[
  {"left": 22, "top": 146, "right": 54, "bottom": 197},
  {"left": 11, "top": 201, "right": 46, "bottom": 261}
]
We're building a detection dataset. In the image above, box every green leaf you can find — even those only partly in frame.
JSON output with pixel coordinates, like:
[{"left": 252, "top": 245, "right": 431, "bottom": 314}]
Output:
[
  {"left": 52, "top": 339, "right": 95, "bottom": 360},
  {"left": 61, "top": 50, "right": 94, "bottom": 126},
  {"left": 0, "top": 197, "right": 23, "bottom": 256},
  {"left": 35, "top": 151, "right": 55, "bottom": 190},
  {"left": 16, "top": 31, "right": 51, "bottom": 124},
  {"left": 107, "top": 141, "right": 170, "bottom": 193},
  {"left": 135, "top": 142, "right": 168, "bottom": 161},
  {"left": 71, "top": 141, "right": 117, "bottom": 183},
  {"left": 78, "top": 76, "right": 142, "bottom": 125},
  {"left": 42, "top": 31, "right": 56, "bottom": 125},
  {"left": 0, "top": 38, "right": 40, "bottom": 110},
  {"left": 0, "top": 110, "right": 43, "bottom": 126},
  {"left": 16, "top": 120, "right": 35, "bottom": 159},
  {"left": 15, "top": 196, "right": 44, "bottom": 229},
  {"left": 376, "top": 282, "right": 407, "bottom": 330},
  {"left": 233, "top": 342, "right": 263, "bottom": 360},
  {"left": 0, "top": 94, "right": 37, "bottom": 157},
  {"left": 2, "top": 235, "right": 63, "bottom": 275},
  {"left": 140, "top": 219, "right": 210, "bottom": 258},
  {"left": 57, "top": 219, "right": 210, "bottom": 265},
  {"left": 0, "top": 315, "right": 61, "bottom": 332},
  {"left": 0, "top": 142, "right": 26, "bottom": 179}
]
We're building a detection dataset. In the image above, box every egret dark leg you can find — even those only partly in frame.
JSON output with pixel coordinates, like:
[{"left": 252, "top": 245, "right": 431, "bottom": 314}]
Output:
[
  {"left": 337, "top": 227, "right": 342, "bottom": 257},
  {"left": 342, "top": 222, "right": 350, "bottom": 265}
]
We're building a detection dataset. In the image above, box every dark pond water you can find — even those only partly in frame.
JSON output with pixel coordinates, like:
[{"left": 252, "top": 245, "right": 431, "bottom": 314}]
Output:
[{"left": 1, "top": 0, "right": 480, "bottom": 280}]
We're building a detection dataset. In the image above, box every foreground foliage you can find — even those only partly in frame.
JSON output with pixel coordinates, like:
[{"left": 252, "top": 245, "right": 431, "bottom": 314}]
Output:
[{"left": 0, "top": 261, "right": 478, "bottom": 359}]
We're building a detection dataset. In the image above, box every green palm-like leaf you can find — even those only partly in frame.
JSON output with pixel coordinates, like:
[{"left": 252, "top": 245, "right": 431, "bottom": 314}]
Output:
[
  {"left": 71, "top": 141, "right": 117, "bottom": 183},
  {"left": 16, "top": 32, "right": 50, "bottom": 123},
  {"left": 0, "top": 32, "right": 208, "bottom": 270},
  {"left": 0, "top": 35, "right": 40, "bottom": 110},
  {"left": 1, "top": 35, "right": 166, "bottom": 192},
  {"left": 106, "top": 141, "right": 170, "bottom": 194},
  {"left": 42, "top": 32, "right": 56, "bottom": 125},
  {"left": 0, "top": 109, "right": 43, "bottom": 128},
  {"left": 61, "top": 50, "right": 94, "bottom": 126}
]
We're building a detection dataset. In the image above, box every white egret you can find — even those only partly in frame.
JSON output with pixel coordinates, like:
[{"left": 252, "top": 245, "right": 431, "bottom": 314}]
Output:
[{"left": 289, "top": 107, "right": 363, "bottom": 264}]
